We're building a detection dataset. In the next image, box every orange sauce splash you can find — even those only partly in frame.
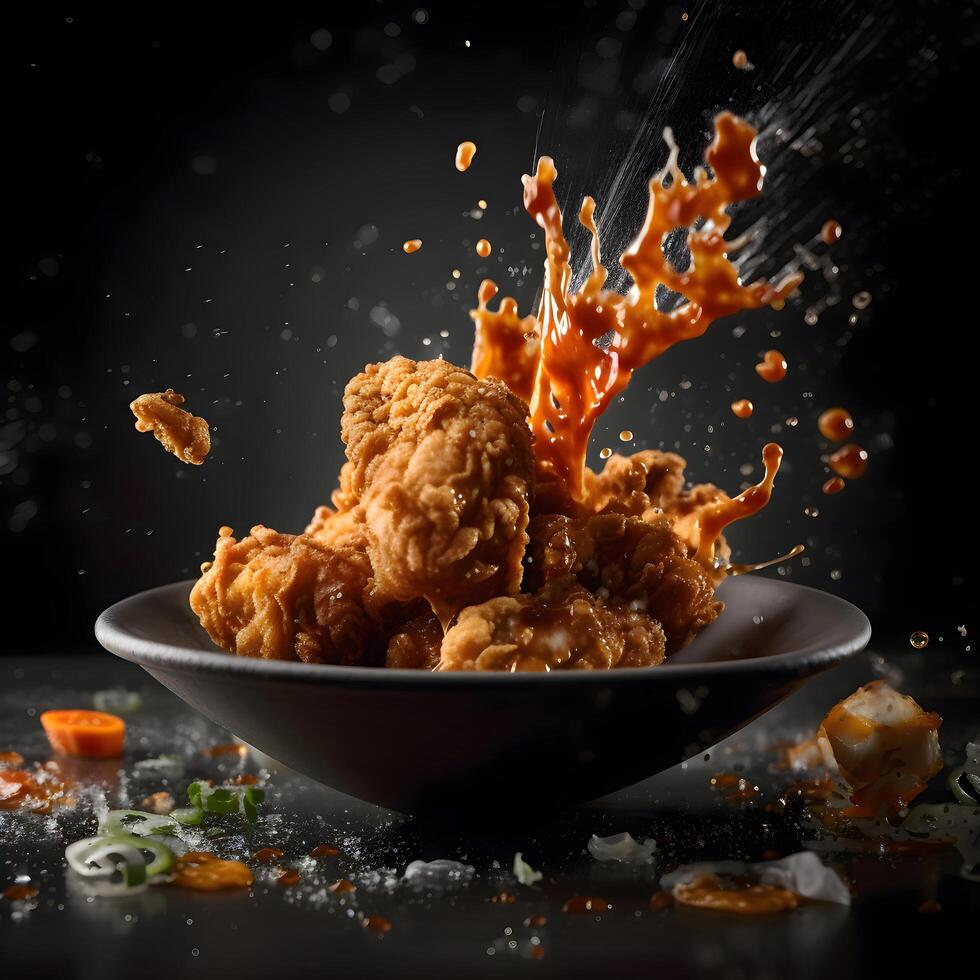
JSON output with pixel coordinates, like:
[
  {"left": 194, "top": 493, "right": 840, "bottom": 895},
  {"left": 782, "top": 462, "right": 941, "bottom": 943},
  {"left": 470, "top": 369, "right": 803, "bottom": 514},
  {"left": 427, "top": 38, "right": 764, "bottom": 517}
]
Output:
[
  {"left": 469, "top": 279, "right": 539, "bottom": 402},
  {"left": 695, "top": 443, "right": 783, "bottom": 564},
  {"left": 755, "top": 349, "right": 787, "bottom": 383},
  {"left": 472, "top": 112, "right": 800, "bottom": 501},
  {"left": 731, "top": 398, "right": 753, "bottom": 419},
  {"left": 818, "top": 407, "right": 854, "bottom": 441},
  {"left": 822, "top": 476, "right": 845, "bottom": 495},
  {"left": 821, "top": 219, "right": 842, "bottom": 245},
  {"left": 828, "top": 443, "right": 868, "bottom": 479},
  {"left": 455, "top": 141, "right": 477, "bottom": 172},
  {"left": 726, "top": 543, "right": 805, "bottom": 576}
]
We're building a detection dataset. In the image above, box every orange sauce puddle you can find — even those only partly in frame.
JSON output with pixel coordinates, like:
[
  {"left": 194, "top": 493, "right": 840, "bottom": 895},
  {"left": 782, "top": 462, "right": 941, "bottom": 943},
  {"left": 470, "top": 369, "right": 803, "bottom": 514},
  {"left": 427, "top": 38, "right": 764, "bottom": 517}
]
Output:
[
  {"left": 3, "top": 884, "right": 39, "bottom": 900},
  {"left": 173, "top": 852, "right": 253, "bottom": 891},
  {"left": 276, "top": 868, "right": 301, "bottom": 887},
  {"left": 0, "top": 762, "right": 74, "bottom": 814},
  {"left": 710, "top": 771, "right": 761, "bottom": 804},
  {"left": 673, "top": 873, "right": 798, "bottom": 914},
  {"left": 563, "top": 895, "right": 612, "bottom": 914}
]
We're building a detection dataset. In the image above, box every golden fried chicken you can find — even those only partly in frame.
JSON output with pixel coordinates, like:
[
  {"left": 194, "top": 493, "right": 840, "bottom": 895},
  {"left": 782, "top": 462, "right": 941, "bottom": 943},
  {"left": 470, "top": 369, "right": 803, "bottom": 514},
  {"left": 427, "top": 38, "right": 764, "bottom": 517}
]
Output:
[
  {"left": 385, "top": 610, "right": 443, "bottom": 669},
  {"left": 190, "top": 525, "right": 377, "bottom": 665},
  {"left": 340, "top": 356, "right": 534, "bottom": 625},
  {"left": 526, "top": 512, "right": 721, "bottom": 652},
  {"left": 439, "top": 576, "right": 666, "bottom": 671},
  {"left": 130, "top": 389, "right": 210, "bottom": 465},
  {"left": 582, "top": 450, "right": 686, "bottom": 516}
]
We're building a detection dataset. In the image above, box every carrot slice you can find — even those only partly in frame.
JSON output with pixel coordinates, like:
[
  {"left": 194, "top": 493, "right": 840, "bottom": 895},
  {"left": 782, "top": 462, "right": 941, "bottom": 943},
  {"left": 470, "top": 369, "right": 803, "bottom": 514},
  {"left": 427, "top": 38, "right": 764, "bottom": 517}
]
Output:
[{"left": 40, "top": 710, "right": 125, "bottom": 758}]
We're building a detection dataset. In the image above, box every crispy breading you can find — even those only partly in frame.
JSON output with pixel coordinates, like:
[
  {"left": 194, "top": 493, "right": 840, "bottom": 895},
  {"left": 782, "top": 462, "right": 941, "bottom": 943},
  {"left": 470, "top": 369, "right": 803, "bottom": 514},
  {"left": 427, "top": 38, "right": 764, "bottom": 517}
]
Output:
[
  {"left": 439, "top": 576, "right": 666, "bottom": 671},
  {"left": 385, "top": 610, "right": 443, "bottom": 670},
  {"left": 340, "top": 356, "right": 534, "bottom": 624},
  {"left": 526, "top": 512, "right": 721, "bottom": 652},
  {"left": 130, "top": 389, "right": 210, "bottom": 465},
  {"left": 189, "top": 525, "right": 377, "bottom": 665}
]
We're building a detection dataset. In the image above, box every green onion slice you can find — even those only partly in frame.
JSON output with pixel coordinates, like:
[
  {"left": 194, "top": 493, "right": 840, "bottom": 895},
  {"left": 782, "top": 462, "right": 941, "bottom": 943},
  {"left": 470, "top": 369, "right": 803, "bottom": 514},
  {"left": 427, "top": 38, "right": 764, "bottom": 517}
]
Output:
[
  {"left": 171, "top": 806, "right": 204, "bottom": 826},
  {"left": 65, "top": 834, "right": 174, "bottom": 883},
  {"left": 100, "top": 809, "right": 177, "bottom": 838}
]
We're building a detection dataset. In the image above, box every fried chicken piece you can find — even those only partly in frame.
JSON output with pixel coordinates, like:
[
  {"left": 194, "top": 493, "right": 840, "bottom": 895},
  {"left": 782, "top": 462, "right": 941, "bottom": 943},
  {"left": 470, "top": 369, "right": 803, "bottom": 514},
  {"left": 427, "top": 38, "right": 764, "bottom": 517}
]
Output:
[
  {"left": 526, "top": 512, "right": 721, "bottom": 652},
  {"left": 340, "top": 356, "right": 534, "bottom": 624},
  {"left": 190, "top": 525, "right": 377, "bottom": 665},
  {"left": 385, "top": 610, "right": 443, "bottom": 669},
  {"left": 581, "top": 450, "right": 686, "bottom": 516},
  {"left": 304, "top": 504, "right": 367, "bottom": 549},
  {"left": 439, "top": 576, "right": 666, "bottom": 671},
  {"left": 130, "top": 389, "right": 210, "bottom": 465}
]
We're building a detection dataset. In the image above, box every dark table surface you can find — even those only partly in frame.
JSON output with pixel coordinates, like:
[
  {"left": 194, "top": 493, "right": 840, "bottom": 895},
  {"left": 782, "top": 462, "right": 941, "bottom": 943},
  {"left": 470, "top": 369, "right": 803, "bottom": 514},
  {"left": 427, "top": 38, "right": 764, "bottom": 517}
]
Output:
[{"left": 2, "top": 648, "right": 978, "bottom": 980}]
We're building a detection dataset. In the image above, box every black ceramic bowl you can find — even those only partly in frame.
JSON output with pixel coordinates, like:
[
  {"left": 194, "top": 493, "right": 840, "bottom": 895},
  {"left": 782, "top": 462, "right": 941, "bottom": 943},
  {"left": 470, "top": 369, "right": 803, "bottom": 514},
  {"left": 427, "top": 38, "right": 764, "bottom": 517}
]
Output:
[{"left": 95, "top": 576, "right": 870, "bottom": 813}]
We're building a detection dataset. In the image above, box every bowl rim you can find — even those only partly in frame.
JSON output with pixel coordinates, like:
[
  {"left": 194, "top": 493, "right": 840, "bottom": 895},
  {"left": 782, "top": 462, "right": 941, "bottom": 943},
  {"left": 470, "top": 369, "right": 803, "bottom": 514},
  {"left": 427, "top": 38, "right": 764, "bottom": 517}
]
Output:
[{"left": 94, "top": 577, "right": 871, "bottom": 687}]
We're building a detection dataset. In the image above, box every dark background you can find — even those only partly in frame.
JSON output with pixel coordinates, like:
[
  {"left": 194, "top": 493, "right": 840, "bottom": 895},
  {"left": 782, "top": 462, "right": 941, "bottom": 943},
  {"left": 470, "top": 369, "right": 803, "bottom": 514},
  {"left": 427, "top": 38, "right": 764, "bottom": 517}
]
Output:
[{"left": 2, "top": 1, "right": 973, "bottom": 654}]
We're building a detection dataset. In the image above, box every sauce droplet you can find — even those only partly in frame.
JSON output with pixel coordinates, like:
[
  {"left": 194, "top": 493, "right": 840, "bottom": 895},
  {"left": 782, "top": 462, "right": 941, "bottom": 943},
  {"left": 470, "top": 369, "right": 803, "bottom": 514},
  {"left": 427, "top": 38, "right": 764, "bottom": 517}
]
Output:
[
  {"left": 822, "top": 476, "right": 845, "bottom": 495},
  {"left": 619, "top": 429, "right": 633, "bottom": 442},
  {"left": 402, "top": 239, "right": 422, "bottom": 254},
  {"left": 329, "top": 878, "right": 356, "bottom": 894},
  {"left": 852, "top": 290, "right": 872, "bottom": 309},
  {"left": 732, "top": 49, "right": 749, "bottom": 69},
  {"left": 253, "top": 847, "right": 284, "bottom": 864},
  {"left": 364, "top": 915, "right": 392, "bottom": 934},
  {"left": 755, "top": 350, "right": 788, "bottom": 383},
  {"left": 820, "top": 220, "right": 842, "bottom": 245},
  {"left": 276, "top": 868, "right": 301, "bottom": 887},
  {"left": 478, "top": 199, "right": 488, "bottom": 209},
  {"left": 309, "top": 844, "right": 340, "bottom": 858},
  {"left": 455, "top": 141, "right": 477, "bottom": 172},
  {"left": 910, "top": 631, "right": 929, "bottom": 650},
  {"left": 476, "top": 238, "right": 492, "bottom": 257},
  {"left": 599, "top": 447, "right": 612, "bottom": 459},
  {"left": 731, "top": 399, "right": 753, "bottom": 419},
  {"left": 828, "top": 443, "right": 868, "bottom": 479},
  {"left": 818, "top": 407, "right": 854, "bottom": 441},
  {"left": 649, "top": 891, "right": 673, "bottom": 910},
  {"left": 3, "top": 884, "right": 39, "bottom": 901},
  {"left": 451, "top": 268, "right": 461, "bottom": 279},
  {"left": 524, "top": 914, "right": 548, "bottom": 927}
]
